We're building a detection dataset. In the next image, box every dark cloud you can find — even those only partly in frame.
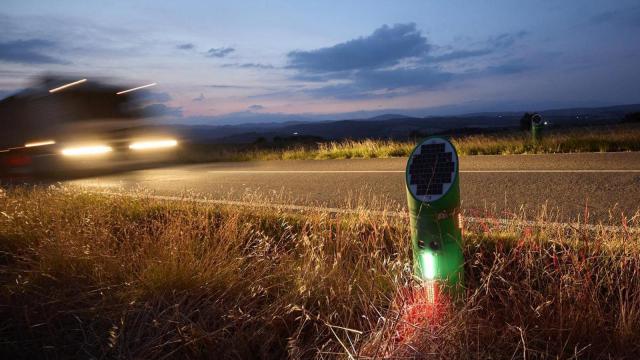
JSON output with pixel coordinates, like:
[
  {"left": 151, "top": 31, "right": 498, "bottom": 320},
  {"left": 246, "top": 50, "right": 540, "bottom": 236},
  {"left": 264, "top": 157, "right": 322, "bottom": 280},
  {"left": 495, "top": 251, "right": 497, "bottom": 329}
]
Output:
[
  {"left": 247, "top": 104, "right": 264, "bottom": 111},
  {"left": 142, "top": 103, "right": 183, "bottom": 118},
  {"left": 285, "top": 23, "right": 453, "bottom": 99},
  {"left": 193, "top": 93, "right": 205, "bottom": 102},
  {"left": 221, "top": 62, "right": 275, "bottom": 69},
  {"left": 206, "top": 47, "right": 235, "bottom": 58},
  {"left": 286, "top": 24, "right": 531, "bottom": 100},
  {"left": 0, "top": 39, "right": 68, "bottom": 65},
  {"left": 287, "top": 23, "right": 429, "bottom": 72},
  {"left": 177, "top": 43, "right": 195, "bottom": 50}
]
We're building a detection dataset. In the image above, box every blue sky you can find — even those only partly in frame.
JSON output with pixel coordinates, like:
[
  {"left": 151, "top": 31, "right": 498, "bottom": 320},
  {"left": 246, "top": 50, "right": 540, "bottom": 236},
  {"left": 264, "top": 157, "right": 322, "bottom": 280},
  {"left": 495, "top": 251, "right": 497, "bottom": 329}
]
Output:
[{"left": 1, "top": 0, "right": 639, "bottom": 123}]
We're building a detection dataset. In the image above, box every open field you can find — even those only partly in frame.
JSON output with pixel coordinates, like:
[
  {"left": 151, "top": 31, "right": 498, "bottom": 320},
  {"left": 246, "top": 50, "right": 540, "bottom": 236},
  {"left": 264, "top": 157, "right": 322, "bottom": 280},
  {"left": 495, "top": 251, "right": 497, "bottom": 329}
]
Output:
[
  {"left": 180, "top": 124, "right": 640, "bottom": 162},
  {"left": 1, "top": 187, "right": 640, "bottom": 358}
]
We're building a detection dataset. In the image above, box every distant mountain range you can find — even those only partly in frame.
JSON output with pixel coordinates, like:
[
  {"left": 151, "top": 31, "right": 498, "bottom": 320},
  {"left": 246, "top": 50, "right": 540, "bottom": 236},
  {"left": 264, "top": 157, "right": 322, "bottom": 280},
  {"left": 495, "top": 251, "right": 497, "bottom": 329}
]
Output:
[{"left": 170, "top": 103, "right": 640, "bottom": 144}]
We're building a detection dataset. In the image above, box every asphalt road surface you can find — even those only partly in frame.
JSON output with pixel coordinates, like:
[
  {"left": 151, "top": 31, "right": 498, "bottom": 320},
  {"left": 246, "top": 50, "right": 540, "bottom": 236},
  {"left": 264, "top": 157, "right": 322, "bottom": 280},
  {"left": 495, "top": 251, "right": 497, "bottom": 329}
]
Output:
[{"left": 62, "top": 152, "right": 640, "bottom": 223}]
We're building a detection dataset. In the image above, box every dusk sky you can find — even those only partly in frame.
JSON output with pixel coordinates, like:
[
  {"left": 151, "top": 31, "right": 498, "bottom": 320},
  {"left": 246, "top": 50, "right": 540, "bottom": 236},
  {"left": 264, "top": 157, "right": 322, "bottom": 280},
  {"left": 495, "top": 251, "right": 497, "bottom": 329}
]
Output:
[{"left": 1, "top": 0, "right": 640, "bottom": 123}]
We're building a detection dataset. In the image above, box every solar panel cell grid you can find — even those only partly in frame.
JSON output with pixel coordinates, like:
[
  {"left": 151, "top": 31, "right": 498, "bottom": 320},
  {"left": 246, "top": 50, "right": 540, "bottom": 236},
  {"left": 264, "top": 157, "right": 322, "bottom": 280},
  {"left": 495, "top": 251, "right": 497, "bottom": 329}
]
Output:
[{"left": 408, "top": 143, "right": 455, "bottom": 197}]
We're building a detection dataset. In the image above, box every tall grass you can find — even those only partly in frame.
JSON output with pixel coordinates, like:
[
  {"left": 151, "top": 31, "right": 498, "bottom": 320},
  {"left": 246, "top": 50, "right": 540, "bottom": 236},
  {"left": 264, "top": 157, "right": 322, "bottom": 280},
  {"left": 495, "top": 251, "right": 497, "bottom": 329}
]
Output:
[
  {"left": 1, "top": 188, "right": 640, "bottom": 358},
  {"left": 180, "top": 124, "right": 640, "bottom": 162}
]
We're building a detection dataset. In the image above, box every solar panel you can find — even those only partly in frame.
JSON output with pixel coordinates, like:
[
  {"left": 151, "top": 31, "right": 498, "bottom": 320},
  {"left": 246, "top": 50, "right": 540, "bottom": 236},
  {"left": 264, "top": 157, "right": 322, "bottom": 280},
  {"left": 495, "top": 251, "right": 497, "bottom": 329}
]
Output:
[{"left": 407, "top": 138, "right": 457, "bottom": 202}]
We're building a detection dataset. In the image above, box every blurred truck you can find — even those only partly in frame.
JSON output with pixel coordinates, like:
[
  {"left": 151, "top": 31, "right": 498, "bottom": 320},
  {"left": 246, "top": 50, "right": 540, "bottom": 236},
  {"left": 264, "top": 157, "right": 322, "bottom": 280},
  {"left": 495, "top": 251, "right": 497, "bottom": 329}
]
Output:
[{"left": 0, "top": 76, "right": 179, "bottom": 177}]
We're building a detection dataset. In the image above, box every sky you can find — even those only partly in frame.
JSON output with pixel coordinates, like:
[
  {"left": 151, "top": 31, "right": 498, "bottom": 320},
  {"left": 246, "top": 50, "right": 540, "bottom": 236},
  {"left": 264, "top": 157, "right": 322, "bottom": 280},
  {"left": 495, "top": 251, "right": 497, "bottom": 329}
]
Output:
[{"left": 1, "top": 0, "right": 640, "bottom": 123}]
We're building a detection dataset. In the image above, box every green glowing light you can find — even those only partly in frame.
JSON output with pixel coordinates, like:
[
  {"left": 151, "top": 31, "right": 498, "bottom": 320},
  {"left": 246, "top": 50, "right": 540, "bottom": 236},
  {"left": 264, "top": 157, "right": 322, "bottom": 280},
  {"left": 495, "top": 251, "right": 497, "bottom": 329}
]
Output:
[{"left": 420, "top": 251, "right": 437, "bottom": 280}]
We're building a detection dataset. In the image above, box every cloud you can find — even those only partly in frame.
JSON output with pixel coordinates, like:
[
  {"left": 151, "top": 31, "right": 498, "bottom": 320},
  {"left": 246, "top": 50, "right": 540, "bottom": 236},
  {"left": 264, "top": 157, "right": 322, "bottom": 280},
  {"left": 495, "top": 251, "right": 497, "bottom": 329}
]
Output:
[
  {"left": 221, "top": 62, "right": 274, "bottom": 69},
  {"left": 247, "top": 104, "right": 264, "bottom": 111},
  {"left": 285, "top": 25, "right": 532, "bottom": 100},
  {"left": 193, "top": 93, "right": 205, "bottom": 102},
  {"left": 0, "top": 39, "right": 68, "bottom": 65},
  {"left": 177, "top": 43, "right": 195, "bottom": 50},
  {"left": 206, "top": 47, "right": 235, "bottom": 58},
  {"left": 287, "top": 23, "right": 429, "bottom": 73},
  {"left": 285, "top": 23, "right": 456, "bottom": 99},
  {"left": 142, "top": 103, "right": 183, "bottom": 118}
]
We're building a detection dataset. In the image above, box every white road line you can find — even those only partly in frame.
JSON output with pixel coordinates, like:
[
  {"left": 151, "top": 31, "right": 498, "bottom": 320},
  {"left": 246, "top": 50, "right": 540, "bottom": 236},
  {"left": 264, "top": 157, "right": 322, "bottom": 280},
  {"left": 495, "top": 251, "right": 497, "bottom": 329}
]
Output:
[
  {"left": 87, "top": 190, "right": 638, "bottom": 234},
  {"left": 207, "top": 170, "right": 640, "bottom": 174}
]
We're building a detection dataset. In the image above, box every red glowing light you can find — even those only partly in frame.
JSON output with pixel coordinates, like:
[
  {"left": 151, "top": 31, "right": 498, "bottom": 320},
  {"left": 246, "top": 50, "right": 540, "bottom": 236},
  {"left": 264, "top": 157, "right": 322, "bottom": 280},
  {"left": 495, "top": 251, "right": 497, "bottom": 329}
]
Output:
[{"left": 391, "top": 282, "right": 449, "bottom": 345}]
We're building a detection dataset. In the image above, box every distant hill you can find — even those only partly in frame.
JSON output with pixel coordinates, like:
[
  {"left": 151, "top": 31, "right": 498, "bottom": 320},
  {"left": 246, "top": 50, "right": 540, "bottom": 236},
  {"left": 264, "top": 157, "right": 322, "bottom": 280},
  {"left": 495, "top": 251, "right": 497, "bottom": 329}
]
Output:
[
  {"left": 368, "top": 114, "right": 413, "bottom": 121},
  {"left": 175, "top": 115, "right": 518, "bottom": 143},
  {"left": 172, "top": 103, "right": 640, "bottom": 144}
]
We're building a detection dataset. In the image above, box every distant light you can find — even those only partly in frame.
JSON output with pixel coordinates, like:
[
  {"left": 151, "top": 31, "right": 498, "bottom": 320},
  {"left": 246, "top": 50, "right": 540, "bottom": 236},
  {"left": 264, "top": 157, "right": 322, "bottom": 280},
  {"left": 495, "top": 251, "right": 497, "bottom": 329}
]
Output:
[
  {"left": 544, "top": 121, "right": 548, "bottom": 125},
  {"left": 117, "top": 82, "right": 157, "bottom": 95},
  {"left": 49, "top": 79, "right": 87, "bottom": 93},
  {"left": 129, "top": 139, "right": 177, "bottom": 150},
  {"left": 25, "top": 140, "right": 56, "bottom": 148},
  {"left": 293, "top": 132, "right": 299, "bottom": 135},
  {"left": 61, "top": 145, "right": 112, "bottom": 156}
]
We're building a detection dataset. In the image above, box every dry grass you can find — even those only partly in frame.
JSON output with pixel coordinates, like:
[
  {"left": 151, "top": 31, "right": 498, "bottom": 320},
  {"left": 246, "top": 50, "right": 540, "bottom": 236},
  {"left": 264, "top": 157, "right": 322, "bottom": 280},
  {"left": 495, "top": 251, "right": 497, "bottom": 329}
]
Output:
[
  {"left": 1, "top": 187, "right": 640, "bottom": 359},
  {"left": 180, "top": 124, "right": 640, "bottom": 162}
]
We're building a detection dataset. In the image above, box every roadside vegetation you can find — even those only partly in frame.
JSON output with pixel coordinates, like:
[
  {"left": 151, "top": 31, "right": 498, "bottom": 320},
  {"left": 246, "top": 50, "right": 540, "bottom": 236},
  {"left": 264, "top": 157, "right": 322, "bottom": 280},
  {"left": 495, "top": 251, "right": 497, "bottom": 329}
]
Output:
[
  {"left": 180, "top": 123, "right": 640, "bottom": 162},
  {"left": 1, "top": 187, "right": 639, "bottom": 358}
]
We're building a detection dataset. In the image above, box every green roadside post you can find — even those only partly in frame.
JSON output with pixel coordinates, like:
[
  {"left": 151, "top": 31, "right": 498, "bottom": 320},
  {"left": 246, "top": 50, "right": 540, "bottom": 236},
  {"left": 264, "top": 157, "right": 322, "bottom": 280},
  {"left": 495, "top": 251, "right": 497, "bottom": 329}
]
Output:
[
  {"left": 405, "top": 137, "right": 464, "bottom": 300},
  {"left": 531, "top": 113, "right": 543, "bottom": 143}
]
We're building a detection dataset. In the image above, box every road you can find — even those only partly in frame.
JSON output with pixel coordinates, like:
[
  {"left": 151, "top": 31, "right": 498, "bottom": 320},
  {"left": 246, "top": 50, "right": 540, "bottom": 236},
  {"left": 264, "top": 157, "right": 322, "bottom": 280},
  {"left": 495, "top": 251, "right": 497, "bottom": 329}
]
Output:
[{"left": 63, "top": 152, "right": 640, "bottom": 223}]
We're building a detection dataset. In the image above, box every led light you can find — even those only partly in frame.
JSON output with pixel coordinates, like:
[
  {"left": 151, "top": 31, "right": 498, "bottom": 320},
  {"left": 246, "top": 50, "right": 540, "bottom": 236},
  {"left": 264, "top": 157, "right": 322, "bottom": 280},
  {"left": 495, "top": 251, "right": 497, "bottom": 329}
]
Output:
[
  {"left": 117, "top": 82, "right": 157, "bottom": 95},
  {"left": 61, "top": 145, "right": 112, "bottom": 156},
  {"left": 129, "top": 139, "right": 177, "bottom": 150},
  {"left": 25, "top": 140, "right": 56, "bottom": 148},
  {"left": 420, "top": 252, "right": 437, "bottom": 280},
  {"left": 49, "top": 79, "right": 87, "bottom": 93}
]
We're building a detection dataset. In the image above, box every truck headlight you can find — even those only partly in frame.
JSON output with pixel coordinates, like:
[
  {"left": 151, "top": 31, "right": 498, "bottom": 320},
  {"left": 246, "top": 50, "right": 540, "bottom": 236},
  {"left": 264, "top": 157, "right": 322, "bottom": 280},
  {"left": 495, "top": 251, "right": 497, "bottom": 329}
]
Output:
[
  {"left": 129, "top": 139, "right": 178, "bottom": 151},
  {"left": 61, "top": 145, "right": 112, "bottom": 156}
]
